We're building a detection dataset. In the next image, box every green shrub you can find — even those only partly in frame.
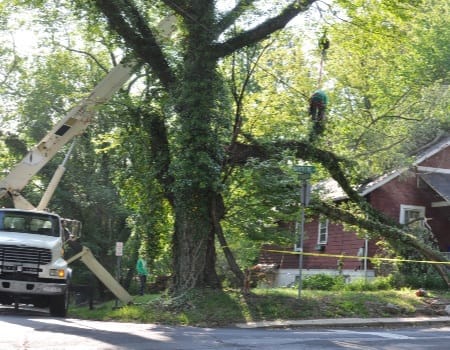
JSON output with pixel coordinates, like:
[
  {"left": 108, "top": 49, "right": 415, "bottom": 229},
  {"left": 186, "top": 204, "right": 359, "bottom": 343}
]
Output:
[
  {"left": 332, "top": 275, "right": 346, "bottom": 290},
  {"left": 342, "top": 278, "right": 372, "bottom": 291},
  {"left": 303, "top": 274, "right": 341, "bottom": 290},
  {"left": 302, "top": 274, "right": 395, "bottom": 292},
  {"left": 342, "top": 276, "right": 393, "bottom": 291},
  {"left": 371, "top": 275, "right": 394, "bottom": 290}
]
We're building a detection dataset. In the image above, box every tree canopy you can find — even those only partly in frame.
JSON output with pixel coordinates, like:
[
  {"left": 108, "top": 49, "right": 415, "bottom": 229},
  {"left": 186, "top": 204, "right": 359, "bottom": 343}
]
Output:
[{"left": 0, "top": 0, "right": 449, "bottom": 293}]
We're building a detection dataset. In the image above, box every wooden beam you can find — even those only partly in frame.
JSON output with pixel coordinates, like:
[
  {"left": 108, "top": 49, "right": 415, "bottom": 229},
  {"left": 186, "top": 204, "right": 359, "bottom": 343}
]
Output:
[{"left": 431, "top": 201, "right": 450, "bottom": 208}]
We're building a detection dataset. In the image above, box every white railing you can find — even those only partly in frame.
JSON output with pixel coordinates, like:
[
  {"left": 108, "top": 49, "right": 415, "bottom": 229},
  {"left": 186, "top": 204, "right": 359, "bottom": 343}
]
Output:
[{"left": 441, "top": 252, "right": 450, "bottom": 260}]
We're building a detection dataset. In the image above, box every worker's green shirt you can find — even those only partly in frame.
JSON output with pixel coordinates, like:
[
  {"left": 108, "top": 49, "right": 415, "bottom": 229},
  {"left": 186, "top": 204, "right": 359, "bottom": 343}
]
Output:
[
  {"left": 136, "top": 258, "right": 148, "bottom": 276},
  {"left": 311, "top": 90, "right": 328, "bottom": 105}
]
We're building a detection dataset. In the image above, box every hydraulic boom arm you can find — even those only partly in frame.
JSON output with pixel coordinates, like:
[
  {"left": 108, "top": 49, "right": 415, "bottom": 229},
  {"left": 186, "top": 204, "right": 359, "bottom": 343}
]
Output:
[{"left": 0, "top": 59, "right": 137, "bottom": 208}]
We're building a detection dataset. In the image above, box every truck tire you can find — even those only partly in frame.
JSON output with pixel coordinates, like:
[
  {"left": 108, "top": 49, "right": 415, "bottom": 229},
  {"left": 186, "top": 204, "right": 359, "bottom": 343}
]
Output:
[{"left": 49, "top": 286, "right": 70, "bottom": 317}]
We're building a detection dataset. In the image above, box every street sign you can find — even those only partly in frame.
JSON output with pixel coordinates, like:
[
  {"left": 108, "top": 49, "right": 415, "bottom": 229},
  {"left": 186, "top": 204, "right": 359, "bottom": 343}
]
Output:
[
  {"left": 115, "top": 242, "right": 123, "bottom": 257},
  {"left": 293, "top": 165, "right": 316, "bottom": 174}
]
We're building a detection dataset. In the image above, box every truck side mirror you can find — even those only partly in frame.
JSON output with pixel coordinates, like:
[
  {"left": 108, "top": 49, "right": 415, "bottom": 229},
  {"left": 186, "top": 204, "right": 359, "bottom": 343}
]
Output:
[{"left": 61, "top": 218, "right": 82, "bottom": 240}]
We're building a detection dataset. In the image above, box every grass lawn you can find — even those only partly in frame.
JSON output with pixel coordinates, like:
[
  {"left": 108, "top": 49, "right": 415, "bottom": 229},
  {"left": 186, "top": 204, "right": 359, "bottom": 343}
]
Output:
[{"left": 68, "top": 288, "right": 450, "bottom": 327}]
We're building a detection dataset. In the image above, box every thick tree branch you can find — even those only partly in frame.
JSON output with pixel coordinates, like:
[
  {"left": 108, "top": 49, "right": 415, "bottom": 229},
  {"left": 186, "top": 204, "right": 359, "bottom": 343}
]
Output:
[
  {"left": 228, "top": 139, "right": 417, "bottom": 242},
  {"left": 94, "top": 0, "right": 176, "bottom": 89},
  {"left": 228, "top": 140, "right": 359, "bottom": 202},
  {"left": 211, "top": 0, "right": 317, "bottom": 59},
  {"left": 226, "top": 141, "right": 270, "bottom": 165},
  {"left": 216, "top": 0, "right": 255, "bottom": 34}
]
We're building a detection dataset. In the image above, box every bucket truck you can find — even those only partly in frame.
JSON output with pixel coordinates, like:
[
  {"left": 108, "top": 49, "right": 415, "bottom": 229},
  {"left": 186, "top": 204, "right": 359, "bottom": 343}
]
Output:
[
  {"left": 0, "top": 58, "right": 138, "bottom": 316},
  {"left": 0, "top": 15, "right": 176, "bottom": 317}
]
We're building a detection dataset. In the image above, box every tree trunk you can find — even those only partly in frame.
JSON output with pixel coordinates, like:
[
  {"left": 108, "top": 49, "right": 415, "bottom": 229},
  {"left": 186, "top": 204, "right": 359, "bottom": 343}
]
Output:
[
  {"left": 170, "top": 2, "right": 223, "bottom": 294},
  {"left": 171, "top": 191, "right": 221, "bottom": 294}
]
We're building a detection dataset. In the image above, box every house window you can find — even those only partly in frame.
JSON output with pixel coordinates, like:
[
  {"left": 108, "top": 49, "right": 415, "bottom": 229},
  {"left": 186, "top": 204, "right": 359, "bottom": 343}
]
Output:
[
  {"left": 400, "top": 205, "right": 425, "bottom": 228},
  {"left": 318, "top": 218, "right": 328, "bottom": 244}
]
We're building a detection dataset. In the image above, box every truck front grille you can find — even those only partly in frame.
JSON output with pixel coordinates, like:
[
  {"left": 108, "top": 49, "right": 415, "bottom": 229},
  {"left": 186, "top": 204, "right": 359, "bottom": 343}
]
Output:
[{"left": 0, "top": 244, "right": 52, "bottom": 265}]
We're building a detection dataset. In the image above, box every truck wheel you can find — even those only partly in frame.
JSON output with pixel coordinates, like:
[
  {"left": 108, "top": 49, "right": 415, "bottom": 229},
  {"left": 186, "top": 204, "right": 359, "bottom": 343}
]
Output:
[{"left": 49, "top": 287, "right": 70, "bottom": 317}]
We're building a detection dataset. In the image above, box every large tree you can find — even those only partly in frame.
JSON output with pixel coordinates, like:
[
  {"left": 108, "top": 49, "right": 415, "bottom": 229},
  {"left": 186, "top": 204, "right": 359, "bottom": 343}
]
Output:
[{"left": 84, "top": 0, "right": 318, "bottom": 293}]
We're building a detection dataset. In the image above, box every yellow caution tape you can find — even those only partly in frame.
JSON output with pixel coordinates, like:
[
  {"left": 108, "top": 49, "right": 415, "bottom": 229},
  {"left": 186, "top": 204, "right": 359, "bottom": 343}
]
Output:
[{"left": 260, "top": 248, "right": 450, "bottom": 265}]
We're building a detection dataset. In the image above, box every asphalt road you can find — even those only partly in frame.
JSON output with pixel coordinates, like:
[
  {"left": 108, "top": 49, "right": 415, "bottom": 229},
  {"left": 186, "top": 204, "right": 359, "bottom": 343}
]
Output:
[{"left": 1, "top": 306, "right": 450, "bottom": 349}]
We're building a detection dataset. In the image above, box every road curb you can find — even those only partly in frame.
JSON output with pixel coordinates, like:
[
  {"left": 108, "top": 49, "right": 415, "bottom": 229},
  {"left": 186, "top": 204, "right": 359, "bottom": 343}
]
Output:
[{"left": 235, "top": 316, "right": 450, "bottom": 329}]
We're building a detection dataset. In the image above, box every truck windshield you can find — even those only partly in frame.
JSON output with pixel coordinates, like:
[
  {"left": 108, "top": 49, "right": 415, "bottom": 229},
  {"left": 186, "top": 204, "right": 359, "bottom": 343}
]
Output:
[{"left": 0, "top": 211, "right": 60, "bottom": 237}]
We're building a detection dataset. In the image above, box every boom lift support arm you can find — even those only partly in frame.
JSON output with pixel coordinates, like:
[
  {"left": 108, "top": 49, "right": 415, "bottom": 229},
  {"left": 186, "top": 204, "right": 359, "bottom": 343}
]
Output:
[
  {"left": 0, "top": 14, "right": 176, "bottom": 207},
  {"left": 0, "top": 59, "right": 137, "bottom": 209},
  {"left": 66, "top": 245, "right": 133, "bottom": 304}
]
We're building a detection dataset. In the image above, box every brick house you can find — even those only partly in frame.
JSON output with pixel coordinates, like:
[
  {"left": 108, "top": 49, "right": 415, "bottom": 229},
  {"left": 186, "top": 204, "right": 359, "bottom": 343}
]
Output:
[{"left": 259, "top": 135, "right": 450, "bottom": 287}]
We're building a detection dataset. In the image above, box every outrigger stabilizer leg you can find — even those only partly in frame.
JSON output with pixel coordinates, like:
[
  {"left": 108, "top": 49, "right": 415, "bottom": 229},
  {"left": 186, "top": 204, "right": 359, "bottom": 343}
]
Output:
[{"left": 66, "top": 245, "right": 133, "bottom": 305}]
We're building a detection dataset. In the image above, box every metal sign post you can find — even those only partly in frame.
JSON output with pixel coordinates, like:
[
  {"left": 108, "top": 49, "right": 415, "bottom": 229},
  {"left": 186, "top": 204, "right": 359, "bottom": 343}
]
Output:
[
  {"left": 292, "top": 165, "right": 315, "bottom": 299},
  {"left": 114, "top": 242, "right": 123, "bottom": 308}
]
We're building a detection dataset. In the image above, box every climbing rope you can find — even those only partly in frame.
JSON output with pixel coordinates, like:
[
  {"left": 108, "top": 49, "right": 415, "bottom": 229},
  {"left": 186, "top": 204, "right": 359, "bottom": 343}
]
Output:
[{"left": 317, "top": 30, "right": 330, "bottom": 88}]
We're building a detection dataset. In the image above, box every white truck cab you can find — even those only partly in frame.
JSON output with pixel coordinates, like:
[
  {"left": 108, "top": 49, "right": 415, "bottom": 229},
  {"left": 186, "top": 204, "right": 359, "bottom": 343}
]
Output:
[{"left": 0, "top": 208, "right": 72, "bottom": 316}]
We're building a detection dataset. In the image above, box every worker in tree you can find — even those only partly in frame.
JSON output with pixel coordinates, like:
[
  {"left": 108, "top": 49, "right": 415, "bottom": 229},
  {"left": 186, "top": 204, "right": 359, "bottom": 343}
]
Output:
[{"left": 309, "top": 89, "right": 328, "bottom": 137}]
